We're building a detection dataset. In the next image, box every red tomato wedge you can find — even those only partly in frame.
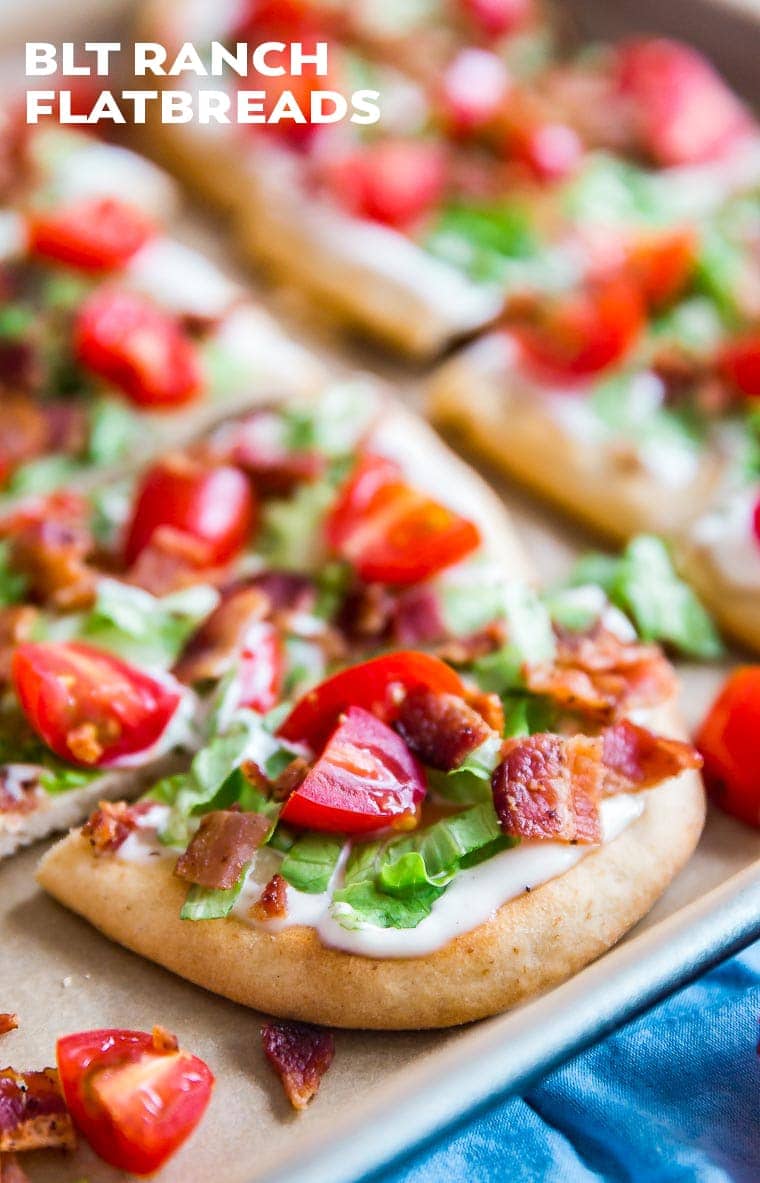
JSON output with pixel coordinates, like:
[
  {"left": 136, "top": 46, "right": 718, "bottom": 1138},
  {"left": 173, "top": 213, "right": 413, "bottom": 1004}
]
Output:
[
  {"left": 74, "top": 289, "right": 202, "bottom": 409},
  {"left": 57, "top": 1029, "right": 213, "bottom": 1176},
  {"left": 323, "top": 139, "right": 447, "bottom": 231},
  {"left": 325, "top": 453, "right": 481, "bottom": 584},
  {"left": 627, "top": 227, "right": 696, "bottom": 309},
  {"left": 280, "top": 705, "right": 425, "bottom": 832},
  {"left": 237, "top": 621, "right": 284, "bottom": 713},
  {"left": 124, "top": 456, "right": 256, "bottom": 567},
  {"left": 696, "top": 668, "right": 760, "bottom": 828},
  {"left": 12, "top": 642, "right": 180, "bottom": 767},
  {"left": 28, "top": 197, "right": 155, "bottom": 272},
  {"left": 514, "top": 277, "right": 644, "bottom": 382},
  {"left": 718, "top": 334, "right": 760, "bottom": 401},
  {"left": 460, "top": 0, "right": 532, "bottom": 38},
  {"left": 614, "top": 37, "right": 751, "bottom": 166},
  {"left": 279, "top": 651, "right": 464, "bottom": 750}
]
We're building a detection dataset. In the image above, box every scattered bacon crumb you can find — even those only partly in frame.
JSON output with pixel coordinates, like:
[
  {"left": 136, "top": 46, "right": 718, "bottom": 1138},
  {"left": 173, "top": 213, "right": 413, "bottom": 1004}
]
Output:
[
  {"left": 251, "top": 873, "right": 288, "bottom": 922},
  {"left": 81, "top": 800, "right": 152, "bottom": 855},
  {"left": 464, "top": 688, "right": 505, "bottom": 734},
  {"left": 126, "top": 525, "right": 223, "bottom": 596},
  {"left": 0, "top": 1068, "right": 75, "bottom": 1152},
  {"left": 0, "top": 1152, "right": 31, "bottom": 1183},
  {"left": 601, "top": 719, "right": 702, "bottom": 794},
  {"left": 8, "top": 519, "right": 96, "bottom": 611},
  {"left": 261, "top": 1021, "right": 334, "bottom": 1110},
  {"left": 493, "top": 733, "right": 604, "bottom": 844},
  {"left": 173, "top": 585, "right": 270, "bottom": 684},
  {"left": 272, "top": 758, "right": 310, "bottom": 802},
  {"left": 395, "top": 687, "right": 492, "bottom": 771},
  {"left": 0, "top": 1018, "right": 17, "bottom": 1037},
  {"left": 151, "top": 1026, "right": 179, "bottom": 1054},
  {"left": 174, "top": 810, "right": 270, "bottom": 890},
  {"left": 66, "top": 721, "right": 104, "bottom": 765},
  {"left": 436, "top": 619, "right": 507, "bottom": 665}
]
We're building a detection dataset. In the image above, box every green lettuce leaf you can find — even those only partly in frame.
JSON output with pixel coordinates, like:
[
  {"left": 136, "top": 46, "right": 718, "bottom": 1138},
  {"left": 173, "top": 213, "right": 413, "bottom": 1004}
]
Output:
[
  {"left": 81, "top": 580, "right": 219, "bottom": 668},
  {"left": 6, "top": 455, "right": 83, "bottom": 496},
  {"left": 0, "top": 541, "right": 27, "bottom": 607},
  {"left": 180, "top": 872, "right": 247, "bottom": 921},
  {"left": 470, "top": 583, "right": 555, "bottom": 693},
  {"left": 259, "top": 481, "right": 336, "bottom": 572},
  {"left": 424, "top": 200, "right": 539, "bottom": 284},
  {"left": 280, "top": 833, "right": 344, "bottom": 893},
  {"left": 87, "top": 398, "right": 139, "bottom": 466}
]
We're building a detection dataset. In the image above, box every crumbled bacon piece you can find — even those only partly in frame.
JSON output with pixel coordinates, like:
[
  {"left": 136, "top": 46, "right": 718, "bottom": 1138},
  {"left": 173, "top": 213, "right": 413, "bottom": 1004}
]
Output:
[
  {"left": 0, "top": 1152, "right": 30, "bottom": 1183},
  {"left": 525, "top": 626, "right": 677, "bottom": 720},
  {"left": 208, "top": 409, "right": 326, "bottom": 496},
  {"left": 0, "top": 607, "right": 37, "bottom": 685},
  {"left": 81, "top": 800, "right": 152, "bottom": 855},
  {"left": 601, "top": 719, "right": 701, "bottom": 794},
  {"left": 395, "top": 687, "right": 492, "bottom": 771},
  {"left": 173, "top": 585, "right": 270, "bottom": 684},
  {"left": 242, "top": 571, "right": 316, "bottom": 614},
  {"left": 464, "top": 688, "right": 505, "bottom": 733},
  {"left": 0, "top": 1067, "right": 75, "bottom": 1152},
  {"left": 0, "top": 1018, "right": 17, "bottom": 1038},
  {"left": 261, "top": 1021, "right": 334, "bottom": 1110},
  {"left": 272, "top": 758, "right": 310, "bottom": 802},
  {"left": 436, "top": 619, "right": 507, "bottom": 665},
  {"left": 126, "top": 526, "right": 223, "bottom": 596},
  {"left": 174, "top": 810, "right": 270, "bottom": 890},
  {"left": 251, "top": 873, "right": 288, "bottom": 921},
  {"left": 151, "top": 1026, "right": 179, "bottom": 1054},
  {"left": 338, "top": 582, "right": 394, "bottom": 642},
  {"left": 0, "top": 398, "right": 48, "bottom": 481},
  {"left": 392, "top": 585, "right": 448, "bottom": 647},
  {"left": 0, "top": 768, "right": 39, "bottom": 816},
  {"left": 8, "top": 519, "right": 96, "bottom": 611},
  {"left": 493, "top": 733, "right": 605, "bottom": 844}
]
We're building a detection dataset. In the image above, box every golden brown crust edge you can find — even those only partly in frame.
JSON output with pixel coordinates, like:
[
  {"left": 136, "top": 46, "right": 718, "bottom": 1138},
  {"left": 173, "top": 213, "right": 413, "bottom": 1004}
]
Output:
[{"left": 675, "top": 537, "right": 760, "bottom": 654}]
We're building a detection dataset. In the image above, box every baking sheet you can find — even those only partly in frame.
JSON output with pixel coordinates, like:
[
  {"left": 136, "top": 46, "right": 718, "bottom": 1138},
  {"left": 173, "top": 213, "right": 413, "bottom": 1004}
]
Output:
[{"left": 1, "top": 2, "right": 760, "bottom": 1181}]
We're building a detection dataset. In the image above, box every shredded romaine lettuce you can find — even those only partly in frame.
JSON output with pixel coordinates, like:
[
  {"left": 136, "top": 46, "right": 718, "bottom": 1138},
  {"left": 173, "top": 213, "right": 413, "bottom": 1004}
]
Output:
[
  {"left": 81, "top": 580, "right": 219, "bottom": 669},
  {"left": 0, "top": 541, "right": 27, "bottom": 607},
  {"left": 280, "top": 833, "right": 344, "bottom": 894},
  {"left": 258, "top": 481, "right": 336, "bottom": 572},
  {"left": 87, "top": 399, "right": 139, "bottom": 466}
]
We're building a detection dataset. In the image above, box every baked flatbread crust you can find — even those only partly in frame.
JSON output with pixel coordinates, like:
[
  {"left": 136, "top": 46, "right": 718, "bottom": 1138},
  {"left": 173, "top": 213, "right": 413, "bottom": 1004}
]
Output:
[
  {"left": 675, "top": 534, "right": 760, "bottom": 653},
  {"left": 37, "top": 401, "right": 705, "bottom": 1028}
]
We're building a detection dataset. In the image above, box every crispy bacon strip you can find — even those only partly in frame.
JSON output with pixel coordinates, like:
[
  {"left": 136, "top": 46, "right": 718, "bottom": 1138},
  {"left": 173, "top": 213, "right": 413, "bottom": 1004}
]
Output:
[
  {"left": 126, "top": 526, "right": 223, "bottom": 596},
  {"left": 174, "top": 810, "right": 270, "bottom": 890},
  {"left": 151, "top": 1026, "right": 179, "bottom": 1054},
  {"left": 241, "top": 571, "right": 316, "bottom": 614},
  {"left": 525, "top": 626, "right": 677, "bottom": 721},
  {"left": 0, "top": 1152, "right": 30, "bottom": 1183},
  {"left": 0, "top": 1019, "right": 17, "bottom": 1038},
  {"left": 8, "top": 520, "right": 96, "bottom": 611},
  {"left": 0, "top": 1068, "right": 75, "bottom": 1152},
  {"left": 173, "top": 585, "right": 270, "bottom": 684},
  {"left": 261, "top": 1021, "right": 334, "bottom": 1110},
  {"left": 395, "top": 687, "right": 492, "bottom": 772},
  {"left": 601, "top": 719, "right": 702, "bottom": 794},
  {"left": 251, "top": 873, "right": 288, "bottom": 921},
  {"left": 493, "top": 733, "right": 604, "bottom": 844},
  {"left": 81, "top": 800, "right": 154, "bottom": 856},
  {"left": 0, "top": 398, "right": 48, "bottom": 479}
]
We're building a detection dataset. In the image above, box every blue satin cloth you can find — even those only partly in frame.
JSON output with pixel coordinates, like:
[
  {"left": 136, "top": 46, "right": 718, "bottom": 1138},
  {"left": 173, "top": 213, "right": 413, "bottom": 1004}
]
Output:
[{"left": 388, "top": 941, "right": 760, "bottom": 1183}]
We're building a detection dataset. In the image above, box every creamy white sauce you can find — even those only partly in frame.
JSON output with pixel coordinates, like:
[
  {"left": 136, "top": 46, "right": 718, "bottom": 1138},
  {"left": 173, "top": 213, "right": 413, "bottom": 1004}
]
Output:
[
  {"left": 0, "top": 211, "right": 27, "bottom": 259},
  {"left": 118, "top": 804, "right": 177, "bottom": 864},
  {"left": 45, "top": 140, "right": 178, "bottom": 218},
  {"left": 691, "top": 486, "right": 760, "bottom": 590},
  {"left": 208, "top": 304, "right": 322, "bottom": 394},
  {"left": 126, "top": 237, "right": 242, "bottom": 318},
  {"left": 0, "top": 764, "right": 45, "bottom": 807}
]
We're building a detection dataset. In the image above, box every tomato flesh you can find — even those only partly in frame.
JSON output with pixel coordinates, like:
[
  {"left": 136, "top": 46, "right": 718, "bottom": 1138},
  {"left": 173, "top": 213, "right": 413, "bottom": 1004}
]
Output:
[
  {"left": 237, "top": 621, "right": 284, "bottom": 713},
  {"left": 57, "top": 1029, "right": 213, "bottom": 1176},
  {"left": 615, "top": 37, "right": 751, "bottom": 166},
  {"left": 124, "top": 456, "right": 256, "bottom": 568},
  {"left": 627, "top": 227, "right": 696, "bottom": 308},
  {"left": 718, "top": 334, "right": 760, "bottom": 401},
  {"left": 514, "top": 277, "right": 644, "bottom": 382},
  {"left": 279, "top": 651, "right": 464, "bottom": 750},
  {"left": 280, "top": 705, "right": 425, "bottom": 832},
  {"left": 29, "top": 197, "right": 155, "bottom": 272},
  {"left": 74, "top": 289, "right": 202, "bottom": 409},
  {"left": 460, "top": 0, "right": 532, "bottom": 38},
  {"left": 323, "top": 139, "right": 447, "bottom": 231},
  {"left": 325, "top": 453, "right": 480, "bottom": 584},
  {"left": 12, "top": 642, "right": 181, "bottom": 767},
  {"left": 696, "top": 668, "right": 760, "bottom": 828}
]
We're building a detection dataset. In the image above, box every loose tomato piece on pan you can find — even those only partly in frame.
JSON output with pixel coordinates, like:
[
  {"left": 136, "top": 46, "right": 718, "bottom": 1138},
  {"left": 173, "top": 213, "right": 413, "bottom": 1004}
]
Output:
[
  {"left": 718, "top": 334, "right": 760, "bottom": 401},
  {"left": 514, "top": 277, "right": 644, "bottom": 382},
  {"left": 460, "top": 0, "right": 532, "bottom": 38},
  {"left": 614, "top": 37, "right": 751, "bottom": 166},
  {"left": 124, "top": 455, "right": 256, "bottom": 567},
  {"left": 74, "top": 289, "right": 202, "bottom": 409},
  {"left": 12, "top": 642, "right": 180, "bottom": 767},
  {"left": 627, "top": 227, "right": 696, "bottom": 309},
  {"left": 280, "top": 705, "right": 425, "bottom": 832},
  {"left": 279, "top": 651, "right": 464, "bottom": 750},
  {"left": 325, "top": 453, "right": 480, "bottom": 584},
  {"left": 696, "top": 668, "right": 760, "bottom": 828},
  {"left": 57, "top": 1028, "right": 213, "bottom": 1177},
  {"left": 323, "top": 139, "right": 447, "bottom": 231},
  {"left": 28, "top": 197, "right": 155, "bottom": 272},
  {"left": 237, "top": 621, "right": 284, "bottom": 713}
]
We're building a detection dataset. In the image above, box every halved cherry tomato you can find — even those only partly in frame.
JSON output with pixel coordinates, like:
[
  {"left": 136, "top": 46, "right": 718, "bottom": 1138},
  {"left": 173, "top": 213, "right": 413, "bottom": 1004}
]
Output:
[
  {"left": 509, "top": 120, "right": 583, "bottom": 183},
  {"left": 460, "top": 0, "right": 532, "bottom": 38},
  {"left": 12, "top": 642, "right": 181, "bottom": 767},
  {"left": 627, "top": 227, "right": 696, "bottom": 309},
  {"left": 718, "top": 334, "right": 760, "bottom": 401},
  {"left": 696, "top": 668, "right": 760, "bottom": 828},
  {"left": 614, "top": 37, "right": 751, "bottom": 166},
  {"left": 57, "top": 1029, "right": 213, "bottom": 1176},
  {"left": 28, "top": 198, "right": 155, "bottom": 272},
  {"left": 514, "top": 277, "right": 644, "bottom": 382},
  {"left": 74, "top": 289, "right": 202, "bottom": 409},
  {"left": 124, "top": 455, "right": 256, "bottom": 568},
  {"left": 322, "top": 139, "right": 447, "bottom": 231},
  {"left": 280, "top": 705, "right": 425, "bottom": 832},
  {"left": 278, "top": 651, "right": 464, "bottom": 750},
  {"left": 325, "top": 453, "right": 480, "bottom": 584},
  {"left": 237, "top": 621, "right": 284, "bottom": 713},
  {"left": 441, "top": 49, "right": 511, "bottom": 136}
]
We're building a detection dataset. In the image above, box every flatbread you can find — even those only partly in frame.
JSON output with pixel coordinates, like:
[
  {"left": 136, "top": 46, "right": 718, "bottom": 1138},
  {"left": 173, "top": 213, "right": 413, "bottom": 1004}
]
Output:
[
  {"left": 675, "top": 534, "right": 760, "bottom": 653},
  {"left": 37, "top": 400, "right": 705, "bottom": 1029}
]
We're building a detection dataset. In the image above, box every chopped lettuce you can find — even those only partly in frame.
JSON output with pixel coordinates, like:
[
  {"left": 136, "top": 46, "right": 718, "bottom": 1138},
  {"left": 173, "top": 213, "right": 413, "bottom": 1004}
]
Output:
[
  {"left": 81, "top": 580, "right": 219, "bottom": 669},
  {"left": 0, "top": 541, "right": 27, "bottom": 607},
  {"left": 470, "top": 583, "right": 555, "bottom": 693},
  {"left": 567, "top": 535, "right": 723, "bottom": 659},
  {"left": 501, "top": 694, "right": 555, "bottom": 739},
  {"left": 259, "top": 480, "right": 336, "bottom": 572},
  {"left": 6, "top": 455, "right": 83, "bottom": 496},
  {"left": 439, "top": 562, "right": 506, "bottom": 636},
  {"left": 427, "top": 734, "right": 502, "bottom": 805},
  {"left": 39, "top": 764, "right": 99, "bottom": 794},
  {"left": 87, "top": 399, "right": 139, "bottom": 466},
  {"left": 651, "top": 296, "right": 727, "bottom": 355},
  {"left": 424, "top": 200, "right": 539, "bottom": 284},
  {"left": 180, "top": 873, "right": 247, "bottom": 921},
  {"left": 280, "top": 833, "right": 344, "bottom": 893},
  {"left": 282, "top": 382, "right": 378, "bottom": 457}
]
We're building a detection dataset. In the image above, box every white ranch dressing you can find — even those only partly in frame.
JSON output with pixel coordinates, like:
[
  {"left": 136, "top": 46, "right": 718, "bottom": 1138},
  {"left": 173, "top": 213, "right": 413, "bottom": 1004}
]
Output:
[
  {"left": 691, "top": 486, "right": 760, "bottom": 590},
  {"left": 125, "top": 237, "right": 242, "bottom": 319},
  {"left": 43, "top": 139, "right": 177, "bottom": 218}
]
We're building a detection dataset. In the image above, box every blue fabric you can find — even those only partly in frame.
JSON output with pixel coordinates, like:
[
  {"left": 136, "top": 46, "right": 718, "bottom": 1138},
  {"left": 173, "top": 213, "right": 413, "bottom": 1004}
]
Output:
[{"left": 386, "top": 941, "right": 760, "bottom": 1183}]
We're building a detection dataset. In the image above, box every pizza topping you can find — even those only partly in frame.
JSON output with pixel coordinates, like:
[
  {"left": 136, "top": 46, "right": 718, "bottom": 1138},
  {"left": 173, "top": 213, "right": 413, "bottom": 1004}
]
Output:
[
  {"left": 697, "top": 668, "right": 760, "bottom": 828},
  {"left": 12, "top": 641, "right": 181, "bottom": 767},
  {"left": 395, "top": 687, "right": 493, "bottom": 772},
  {"left": 261, "top": 1021, "right": 334, "bottom": 1110},
  {"left": 8, "top": 519, "right": 96, "bottom": 611},
  {"left": 82, "top": 800, "right": 155, "bottom": 855},
  {"left": 28, "top": 197, "right": 155, "bottom": 272},
  {"left": 174, "top": 810, "right": 271, "bottom": 889},
  {"left": 0, "top": 1152, "right": 30, "bottom": 1182},
  {"left": 280, "top": 706, "right": 426, "bottom": 834},
  {"left": 321, "top": 139, "right": 447, "bottom": 231},
  {"left": 601, "top": 719, "right": 701, "bottom": 794},
  {"left": 56, "top": 1028, "right": 213, "bottom": 1175},
  {"left": 718, "top": 333, "right": 760, "bottom": 401},
  {"left": 250, "top": 872, "right": 288, "bottom": 921},
  {"left": 208, "top": 409, "right": 325, "bottom": 496},
  {"left": 0, "top": 1067, "right": 75, "bottom": 1153},
  {"left": 125, "top": 526, "right": 222, "bottom": 597},
  {"left": 0, "top": 1018, "right": 17, "bottom": 1037},
  {"left": 151, "top": 1026, "right": 179, "bottom": 1055},
  {"left": 173, "top": 585, "right": 270, "bottom": 684},
  {"left": 492, "top": 733, "right": 604, "bottom": 843}
]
